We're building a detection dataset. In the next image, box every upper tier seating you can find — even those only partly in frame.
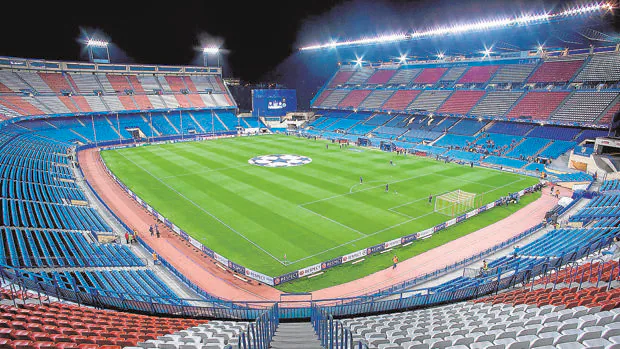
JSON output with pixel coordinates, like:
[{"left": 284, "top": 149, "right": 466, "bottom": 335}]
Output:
[
  {"left": 437, "top": 90, "right": 486, "bottom": 114},
  {"left": 358, "top": 90, "right": 394, "bottom": 110},
  {"left": 470, "top": 91, "right": 523, "bottom": 117},
  {"left": 319, "top": 90, "right": 349, "bottom": 108},
  {"left": 381, "top": 90, "right": 421, "bottom": 111},
  {"left": 94, "top": 74, "right": 115, "bottom": 94},
  {"left": 600, "top": 101, "right": 620, "bottom": 125},
  {"left": 365, "top": 69, "right": 397, "bottom": 84},
  {"left": 506, "top": 91, "right": 569, "bottom": 120},
  {"left": 490, "top": 63, "right": 537, "bottom": 83},
  {"left": 71, "top": 74, "right": 102, "bottom": 94},
  {"left": 550, "top": 91, "right": 619, "bottom": 123},
  {"left": 337, "top": 90, "right": 372, "bottom": 108},
  {"left": 105, "top": 74, "right": 132, "bottom": 92},
  {"left": 406, "top": 90, "right": 452, "bottom": 112},
  {"left": 329, "top": 70, "right": 355, "bottom": 87},
  {"left": 16, "top": 72, "right": 53, "bottom": 93},
  {"left": 38, "top": 73, "right": 73, "bottom": 93},
  {"left": 457, "top": 65, "right": 499, "bottom": 84},
  {"left": 413, "top": 68, "right": 447, "bottom": 84},
  {"left": 313, "top": 90, "right": 332, "bottom": 106},
  {"left": 440, "top": 66, "right": 468, "bottom": 82},
  {"left": 387, "top": 68, "right": 422, "bottom": 85},
  {"left": 574, "top": 52, "right": 620, "bottom": 82},
  {"left": 0, "top": 71, "right": 31, "bottom": 92},
  {"left": 346, "top": 68, "right": 375, "bottom": 85},
  {"left": 528, "top": 58, "right": 585, "bottom": 83}
]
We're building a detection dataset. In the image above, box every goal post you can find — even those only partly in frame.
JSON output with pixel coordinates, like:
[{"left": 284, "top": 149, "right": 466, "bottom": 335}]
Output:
[{"left": 434, "top": 190, "right": 482, "bottom": 217}]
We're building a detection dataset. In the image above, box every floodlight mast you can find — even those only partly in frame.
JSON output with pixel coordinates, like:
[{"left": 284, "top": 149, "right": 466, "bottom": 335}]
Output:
[
  {"left": 203, "top": 47, "right": 220, "bottom": 67},
  {"left": 86, "top": 39, "right": 110, "bottom": 63}
]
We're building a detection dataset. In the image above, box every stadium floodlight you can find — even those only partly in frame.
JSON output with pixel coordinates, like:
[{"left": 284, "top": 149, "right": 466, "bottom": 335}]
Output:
[
  {"left": 355, "top": 56, "right": 364, "bottom": 66},
  {"left": 481, "top": 46, "right": 493, "bottom": 57},
  {"left": 203, "top": 47, "right": 221, "bottom": 67},
  {"left": 85, "top": 37, "right": 110, "bottom": 63},
  {"left": 399, "top": 54, "right": 408, "bottom": 63},
  {"left": 203, "top": 47, "right": 219, "bottom": 54},
  {"left": 299, "top": 2, "right": 614, "bottom": 51},
  {"left": 437, "top": 52, "right": 445, "bottom": 59},
  {"left": 86, "top": 39, "right": 109, "bottom": 48}
]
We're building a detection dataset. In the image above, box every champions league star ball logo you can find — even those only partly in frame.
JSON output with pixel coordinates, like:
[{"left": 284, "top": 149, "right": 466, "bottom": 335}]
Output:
[{"left": 248, "top": 154, "right": 312, "bottom": 168}]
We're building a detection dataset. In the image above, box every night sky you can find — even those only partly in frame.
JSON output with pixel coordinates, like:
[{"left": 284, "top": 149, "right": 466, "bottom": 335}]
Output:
[{"left": 1, "top": 0, "right": 618, "bottom": 85}]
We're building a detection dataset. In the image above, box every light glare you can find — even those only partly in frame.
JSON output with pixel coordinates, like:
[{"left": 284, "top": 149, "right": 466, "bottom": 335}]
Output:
[
  {"left": 203, "top": 47, "right": 219, "bottom": 54},
  {"left": 300, "top": 2, "right": 612, "bottom": 51},
  {"left": 86, "top": 39, "right": 108, "bottom": 48}
]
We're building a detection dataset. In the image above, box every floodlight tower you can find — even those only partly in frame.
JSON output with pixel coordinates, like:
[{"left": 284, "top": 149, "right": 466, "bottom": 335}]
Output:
[
  {"left": 203, "top": 47, "right": 220, "bottom": 67},
  {"left": 86, "top": 39, "right": 110, "bottom": 63}
]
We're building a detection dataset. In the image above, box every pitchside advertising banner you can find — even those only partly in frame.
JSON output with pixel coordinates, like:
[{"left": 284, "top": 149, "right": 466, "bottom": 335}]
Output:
[
  {"left": 102, "top": 152, "right": 538, "bottom": 286},
  {"left": 251, "top": 89, "right": 297, "bottom": 117}
]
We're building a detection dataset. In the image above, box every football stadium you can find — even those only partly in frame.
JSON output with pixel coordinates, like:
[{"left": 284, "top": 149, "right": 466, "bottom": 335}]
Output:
[{"left": 1, "top": 0, "right": 620, "bottom": 348}]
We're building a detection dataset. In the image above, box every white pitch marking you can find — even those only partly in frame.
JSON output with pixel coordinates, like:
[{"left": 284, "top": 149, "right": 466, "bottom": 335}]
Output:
[{"left": 114, "top": 150, "right": 287, "bottom": 265}]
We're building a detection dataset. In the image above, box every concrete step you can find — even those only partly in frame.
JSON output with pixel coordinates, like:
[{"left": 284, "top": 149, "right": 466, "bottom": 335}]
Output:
[{"left": 270, "top": 322, "right": 323, "bottom": 349}]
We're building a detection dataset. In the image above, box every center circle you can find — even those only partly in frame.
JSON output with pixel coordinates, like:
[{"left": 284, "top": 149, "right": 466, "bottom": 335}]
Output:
[{"left": 248, "top": 154, "right": 312, "bottom": 168}]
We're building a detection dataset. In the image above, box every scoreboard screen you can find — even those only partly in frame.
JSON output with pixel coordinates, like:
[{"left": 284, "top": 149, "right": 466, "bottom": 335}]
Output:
[{"left": 252, "top": 89, "right": 296, "bottom": 117}]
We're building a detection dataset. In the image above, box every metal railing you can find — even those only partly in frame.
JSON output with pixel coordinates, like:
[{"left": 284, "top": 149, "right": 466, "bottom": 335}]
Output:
[
  {"left": 1, "top": 255, "right": 147, "bottom": 269},
  {"left": 312, "top": 304, "right": 364, "bottom": 349},
  {"left": 236, "top": 303, "right": 279, "bottom": 349}
]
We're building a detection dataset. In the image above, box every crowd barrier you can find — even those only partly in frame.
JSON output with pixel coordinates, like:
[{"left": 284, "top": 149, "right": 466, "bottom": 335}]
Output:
[{"left": 235, "top": 304, "right": 279, "bottom": 349}]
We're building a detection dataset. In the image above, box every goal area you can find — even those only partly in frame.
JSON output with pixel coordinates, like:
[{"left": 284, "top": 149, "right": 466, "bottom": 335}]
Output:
[{"left": 434, "top": 190, "right": 482, "bottom": 217}]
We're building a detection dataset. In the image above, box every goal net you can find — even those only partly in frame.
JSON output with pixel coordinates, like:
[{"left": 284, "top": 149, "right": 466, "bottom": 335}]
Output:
[{"left": 434, "top": 190, "right": 480, "bottom": 217}]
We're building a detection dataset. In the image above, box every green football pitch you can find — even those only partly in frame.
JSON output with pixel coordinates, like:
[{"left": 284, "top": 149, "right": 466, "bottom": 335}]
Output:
[{"left": 101, "top": 135, "right": 539, "bottom": 292}]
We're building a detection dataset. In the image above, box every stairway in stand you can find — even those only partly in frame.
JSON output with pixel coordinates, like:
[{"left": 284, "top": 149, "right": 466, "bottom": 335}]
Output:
[{"left": 270, "top": 322, "right": 324, "bottom": 349}]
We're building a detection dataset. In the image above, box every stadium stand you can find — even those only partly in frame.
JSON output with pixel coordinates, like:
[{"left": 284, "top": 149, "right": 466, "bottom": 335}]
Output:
[
  {"left": 574, "top": 52, "right": 620, "bottom": 83},
  {"left": 346, "top": 68, "right": 374, "bottom": 85},
  {"left": 0, "top": 301, "right": 204, "bottom": 348},
  {"left": 358, "top": 90, "right": 394, "bottom": 110},
  {"left": 366, "top": 69, "right": 397, "bottom": 84},
  {"left": 448, "top": 119, "right": 489, "bottom": 135},
  {"left": 319, "top": 89, "right": 349, "bottom": 108},
  {"left": 413, "top": 68, "right": 447, "bottom": 84},
  {"left": 381, "top": 90, "right": 421, "bottom": 111},
  {"left": 527, "top": 58, "right": 585, "bottom": 83},
  {"left": 328, "top": 70, "right": 355, "bottom": 87},
  {"left": 437, "top": 90, "right": 486, "bottom": 114},
  {"left": 486, "top": 121, "right": 534, "bottom": 136},
  {"left": 527, "top": 125, "right": 581, "bottom": 141},
  {"left": 551, "top": 91, "right": 619, "bottom": 123},
  {"left": 440, "top": 66, "right": 468, "bottom": 82},
  {"left": 406, "top": 90, "right": 452, "bottom": 112},
  {"left": 337, "top": 90, "right": 372, "bottom": 108},
  {"left": 490, "top": 63, "right": 538, "bottom": 83},
  {"left": 457, "top": 65, "right": 499, "bottom": 84},
  {"left": 388, "top": 68, "right": 422, "bottom": 85},
  {"left": 506, "top": 91, "right": 569, "bottom": 120},
  {"left": 470, "top": 91, "right": 523, "bottom": 117}
]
